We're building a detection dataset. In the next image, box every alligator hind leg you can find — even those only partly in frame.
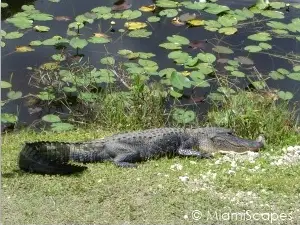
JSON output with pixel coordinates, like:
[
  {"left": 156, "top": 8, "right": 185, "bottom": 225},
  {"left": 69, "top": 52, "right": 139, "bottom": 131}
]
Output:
[
  {"left": 178, "top": 149, "right": 213, "bottom": 159},
  {"left": 113, "top": 152, "right": 141, "bottom": 168}
]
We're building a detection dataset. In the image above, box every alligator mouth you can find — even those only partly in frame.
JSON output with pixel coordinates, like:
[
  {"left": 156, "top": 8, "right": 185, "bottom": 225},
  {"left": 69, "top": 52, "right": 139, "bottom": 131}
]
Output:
[{"left": 213, "top": 134, "right": 264, "bottom": 154}]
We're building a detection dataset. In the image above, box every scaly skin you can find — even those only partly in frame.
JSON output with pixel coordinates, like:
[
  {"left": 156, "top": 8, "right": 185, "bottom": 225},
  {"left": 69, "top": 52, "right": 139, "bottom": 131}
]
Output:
[{"left": 18, "top": 127, "right": 263, "bottom": 175}]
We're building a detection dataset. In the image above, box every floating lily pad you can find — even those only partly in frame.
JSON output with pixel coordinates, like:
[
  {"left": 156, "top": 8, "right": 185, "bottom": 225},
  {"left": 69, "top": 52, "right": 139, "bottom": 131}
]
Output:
[
  {"left": 148, "top": 16, "right": 160, "bottom": 23},
  {"left": 29, "top": 40, "right": 43, "bottom": 46},
  {"left": 277, "top": 68, "right": 289, "bottom": 75},
  {"left": 235, "top": 56, "right": 254, "bottom": 65},
  {"left": 218, "top": 15, "right": 238, "bottom": 27},
  {"left": 287, "top": 73, "right": 300, "bottom": 81},
  {"left": 293, "top": 65, "right": 300, "bottom": 72},
  {"left": 5, "top": 31, "right": 24, "bottom": 39},
  {"left": 167, "top": 35, "right": 189, "bottom": 45},
  {"left": 244, "top": 45, "right": 262, "bottom": 53},
  {"left": 88, "top": 36, "right": 111, "bottom": 43},
  {"left": 7, "top": 91, "right": 22, "bottom": 100},
  {"left": 36, "top": 91, "right": 55, "bottom": 100},
  {"left": 159, "top": 42, "right": 181, "bottom": 50},
  {"left": 159, "top": 9, "right": 178, "bottom": 17},
  {"left": 269, "top": 71, "right": 284, "bottom": 80},
  {"left": 218, "top": 27, "right": 237, "bottom": 35},
  {"left": 278, "top": 91, "right": 293, "bottom": 100},
  {"left": 259, "top": 42, "right": 272, "bottom": 50},
  {"left": 261, "top": 10, "right": 284, "bottom": 19},
  {"left": 124, "top": 21, "right": 147, "bottom": 30},
  {"left": 231, "top": 71, "right": 245, "bottom": 77},
  {"left": 1, "top": 81, "right": 12, "bottom": 88},
  {"left": 30, "top": 13, "right": 53, "bottom": 21},
  {"left": 212, "top": 45, "right": 234, "bottom": 54},
  {"left": 172, "top": 108, "right": 195, "bottom": 124},
  {"left": 127, "top": 29, "right": 152, "bottom": 38},
  {"left": 6, "top": 17, "right": 33, "bottom": 29},
  {"left": 16, "top": 46, "right": 34, "bottom": 52},
  {"left": 42, "top": 114, "right": 61, "bottom": 123},
  {"left": 70, "top": 37, "right": 88, "bottom": 49},
  {"left": 204, "top": 4, "right": 230, "bottom": 14},
  {"left": 51, "top": 54, "right": 66, "bottom": 61},
  {"left": 197, "top": 53, "right": 216, "bottom": 63},
  {"left": 34, "top": 25, "right": 50, "bottom": 32},
  {"left": 267, "top": 21, "right": 287, "bottom": 30},
  {"left": 248, "top": 32, "right": 271, "bottom": 41},
  {"left": 100, "top": 57, "right": 115, "bottom": 65}
]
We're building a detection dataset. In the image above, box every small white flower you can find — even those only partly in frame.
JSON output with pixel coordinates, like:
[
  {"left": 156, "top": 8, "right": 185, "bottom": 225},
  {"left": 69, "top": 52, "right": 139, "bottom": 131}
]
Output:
[
  {"left": 170, "top": 163, "right": 183, "bottom": 171},
  {"left": 179, "top": 176, "right": 189, "bottom": 183}
]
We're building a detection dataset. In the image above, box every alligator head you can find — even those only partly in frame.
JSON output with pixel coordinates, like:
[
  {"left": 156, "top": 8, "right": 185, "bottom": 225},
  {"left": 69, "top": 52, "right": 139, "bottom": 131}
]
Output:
[{"left": 193, "top": 127, "right": 264, "bottom": 154}]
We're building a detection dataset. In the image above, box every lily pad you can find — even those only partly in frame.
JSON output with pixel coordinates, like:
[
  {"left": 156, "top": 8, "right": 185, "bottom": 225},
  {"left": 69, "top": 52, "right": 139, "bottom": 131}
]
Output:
[
  {"left": 235, "top": 56, "right": 254, "bottom": 65},
  {"left": 248, "top": 32, "right": 271, "bottom": 42},
  {"left": 259, "top": 42, "right": 272, "bottom": 50},
  {"left": 159, "top": 9, "right": 178, "bottom": 17},
  {"left": 42, "top": 114, "right": 61, "bottom": 123},
  {"left": 278, "top": 91, "right": 293, "bottom": 100},
  {"left": 261, "top": 10, "right": 284, "bottom": 19},
  {"left": 159, "top": 42, "right": 181, "bottom": 50},
  {"left": 148, "top": 16, "right": 160, "bottom": 23},
  {"left": 88, "top": 36, "right": 111, "bottom": 43},
  {"left": 231, "top": 71, "right": 245, "bottom": 77},
  {"left": 244, "top": 45, "right": 262, "bottom": 53},
  {"left": 1, "top": 81, "right": 12, "bottom": 88},
  {"left": 70, "top": 37, "right": 88, "bottom": 49},
  {"left": 127, "top": 29, "right": 152, "bottom": 38},
  {"left": 212, "top": 45, "right": 234, "bottom": 54},
  {"left": 167, "top": 35, "right": 189, "bottom": 45},
  {"left": 218, "top": 27, "right": 237, "bottom": 35},
  {"left": 5, "top": 31, "right": 24, "bottom": 39},
  {"left": 293, "top": 65, "right": 300, "bottom": 72},
  {"left": 100, "top": 57, "right": 115, "bottom": 65},
  {"left": 197, "top": 53, "right": 216, "bottom": 63},
  {"left": 287, "top": 73, "right": 300, "bottom": 81},
  {"left": 34, "top": 25, "right": 50, "bottom": 32},
  {"left": 172, "top": 108, "right": 195, "bottom": 124},
  {"left": 7, "top": 91, "right": 22, "bottom": 100},
  {"left": 51, "top": 54, "right": 66, "bottom": 61},
  {"left": 269, "top": 71, "right": 284, "bottom": 80}
]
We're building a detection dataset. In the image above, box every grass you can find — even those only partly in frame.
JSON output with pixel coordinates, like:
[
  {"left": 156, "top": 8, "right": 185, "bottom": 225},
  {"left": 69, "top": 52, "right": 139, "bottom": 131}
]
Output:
[
  {"left": 2, "top": 90, "right": 300, "bottom": 224},
  {"left": 2, "top": 124, "right": 300, "bottom": 224}
]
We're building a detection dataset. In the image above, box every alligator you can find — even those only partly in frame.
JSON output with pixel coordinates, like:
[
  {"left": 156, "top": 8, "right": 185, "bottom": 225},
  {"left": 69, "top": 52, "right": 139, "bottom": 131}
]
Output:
[{"left": 18, "top": 127, "right": 263, "bottom": 175}]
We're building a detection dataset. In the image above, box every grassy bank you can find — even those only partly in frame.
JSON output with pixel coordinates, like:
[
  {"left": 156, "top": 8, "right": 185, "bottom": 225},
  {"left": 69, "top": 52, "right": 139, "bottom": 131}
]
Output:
[{"left": 2, "top": 125, "right": 300, "bottom": 224}]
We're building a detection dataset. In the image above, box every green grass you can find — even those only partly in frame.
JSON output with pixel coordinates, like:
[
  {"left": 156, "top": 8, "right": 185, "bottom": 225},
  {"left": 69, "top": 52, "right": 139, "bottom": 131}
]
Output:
[{"left": 2, "top": 126, "right": 300, "bottom": 224}]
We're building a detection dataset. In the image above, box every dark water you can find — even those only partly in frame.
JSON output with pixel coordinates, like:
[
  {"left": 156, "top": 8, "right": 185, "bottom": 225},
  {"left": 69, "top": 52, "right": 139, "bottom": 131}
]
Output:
[{"left": 1, "top": 0, "right": 300, "bottom": 127}]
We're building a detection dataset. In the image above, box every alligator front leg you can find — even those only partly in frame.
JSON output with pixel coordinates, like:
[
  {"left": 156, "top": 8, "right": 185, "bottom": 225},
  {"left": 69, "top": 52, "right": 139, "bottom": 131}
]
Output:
[{"left": 178, "top": 149, "right": 213, "bottom": 159}]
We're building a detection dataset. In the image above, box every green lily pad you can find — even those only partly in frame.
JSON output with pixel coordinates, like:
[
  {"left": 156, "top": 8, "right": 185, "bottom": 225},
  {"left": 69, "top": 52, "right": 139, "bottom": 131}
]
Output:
[
  {"left": 170, "top": 72, "right": 191, "bottom": 90},
  {"left": 218, "top": 15, "right": 238, "bottom": 27},
  {"left": 7, "top": 91, "right": 22, "bottom": 100},
  {"left": 261, "top": 10, "right": 284, "bottom": 19},
  {"left": 156, "top": 0, "right": 178, "bottom": 8},
  {"left": 278, "top": 91, "right": 293, "bottom": 100},
  {"left": 287, "top": 73, "right": 300, "bottom": 81},
  {"left": 231, "top": 71, "right": 245, "bottom": 77},
  {"left": 277, "top": 68, "right": 289, "bottom": 75},
  {"left": 184, "top": 2, "right": 207, "bottom": 10},
  {"left": 172, "top": 108, "right": 195, "bottom": 124},
  {"left": 266, "top": 21, "right": 287, "bottom": 30},
  {"left": 148, "top": 16, "right": 160, "bottom": 23},
  {"left": 42, "top": 114, "right": 61, "bottom": 123},
  {"left": 138, "top": 59, "right": 158, "bottom": 72},
  {"left": 70, "top": 37, "right": 88, "bottom": 49},
  {"left": 170, "top": 89, "right": 183, "bottom": 98},
  {"left": 88, "top": 36, "right": 111, "bottom": 44},
  {"left": 269, "top": 71, "right": 285, "bottom": 80},
  {"left": 29, "top": 40, "right": 43, "bottom": 46},
  {"left": 34, "top": 25, "right": 50, "bottom": 32},
  {"left": 127, "top": 29, "right": 152, "bottom": 38},
  {"left": 244, "top": 45, "right": 262, "bottom": 52},
  {"left": 36, "top": 91, "right": 55, "bottom": 100},
  {"left": 259, "top": 42, "right": 272, "bottom": 50},
  {"left": 51, "top": 54, "right": 66, "bottom": 61},
  {"left": 197, "top": 53, "right": 216, "bottom": 63},
  {"left": 212, "top": 45, "right": 234, "bottom": 54},
  {"left": 1, "top": 81, "right": 12, "bottom": 88},
  {"left": 100, "top": 57, "right": 115, "bottom": 65},
  {"left": 6, "top": 17, "right": 33, "bottom": 29},
  {"left": 293, "top": 65, "right": 300, "bottom": 72},
  {"left": 224, "top": 66, "right": 235, "bottom": 71},
  {"left": 204, "top": 4, "right": 230, "bottom": 14},
  {"left": 5, "top": 31, "right": 24, "bottom": 39},
  {"left": 159, "top": 9, "right": 178, "bottom": 17},
  {"left": 167, "top": 35, "right": 189, "bottom": 45},
  {"left": 159, "top": 42, "right": 181, "bottom": 50},
  {"left": 248, "top": 32, "right": 271, "bottom": 41},
  {"left": 270, "top": 2, "right": 286, "bottom": 9},
  {"left": 122, "top": 10, "right": 142, "bottom": 20},
  {"left": 30, "top": 13, "right": 53, "bottom": 21},
  {"left": 218, "top": 27, "right": 237, "bottom": 35}
]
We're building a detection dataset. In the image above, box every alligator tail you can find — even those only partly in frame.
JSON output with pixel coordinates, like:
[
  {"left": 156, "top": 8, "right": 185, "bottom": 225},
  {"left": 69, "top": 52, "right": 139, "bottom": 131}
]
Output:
[{"left": 19, "top": 142, "right": 87, "bottom": 175}]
